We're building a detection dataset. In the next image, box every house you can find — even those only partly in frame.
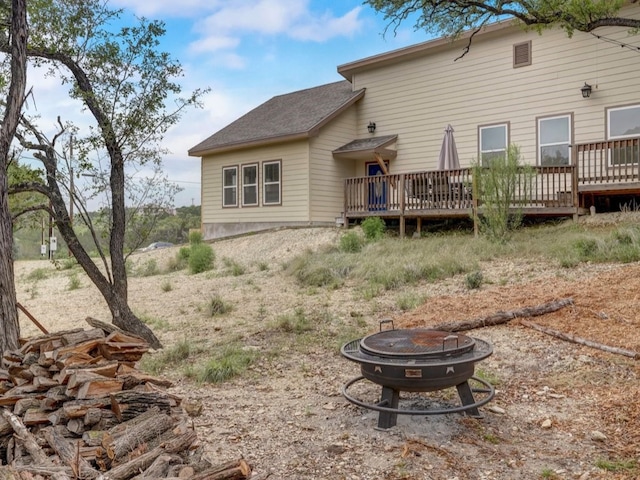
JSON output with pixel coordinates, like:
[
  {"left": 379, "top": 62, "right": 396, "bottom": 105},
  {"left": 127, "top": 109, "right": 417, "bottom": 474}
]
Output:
[{"left": 189, "top": 5, "right": 640, "bottom": 239}]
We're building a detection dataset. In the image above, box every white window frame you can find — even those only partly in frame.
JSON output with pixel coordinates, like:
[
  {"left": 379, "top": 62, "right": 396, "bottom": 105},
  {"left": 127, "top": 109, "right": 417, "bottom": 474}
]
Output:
[
  {"left": 607, "top": 104, "right": 640, "bottom": 166},
  {"left": 222, "top": 166, "right": 238, "bottom": 208},
  {"left": 241, "top": 163, "right": 259, "bottom": 207},
  {"left": 263, "top": 160, "right": 281, "bottom": 206},
  {"left": 538, "top": 114, "right": 572, "bottom": 166},
  {"left": 479, "top": 123, "right": 508, "bottom": 166}
]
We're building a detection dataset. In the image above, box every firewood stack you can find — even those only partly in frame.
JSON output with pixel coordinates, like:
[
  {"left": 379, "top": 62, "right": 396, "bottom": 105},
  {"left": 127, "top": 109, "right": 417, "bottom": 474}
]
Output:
[{"left": 0, "top": 320, "right": 253, "bottom": 480}]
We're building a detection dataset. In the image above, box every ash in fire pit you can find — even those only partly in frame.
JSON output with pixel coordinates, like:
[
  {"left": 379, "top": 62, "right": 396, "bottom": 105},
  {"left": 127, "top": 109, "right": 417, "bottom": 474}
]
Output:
[{"left": 341, "top": 321, "right": 495, "bottom": 429}]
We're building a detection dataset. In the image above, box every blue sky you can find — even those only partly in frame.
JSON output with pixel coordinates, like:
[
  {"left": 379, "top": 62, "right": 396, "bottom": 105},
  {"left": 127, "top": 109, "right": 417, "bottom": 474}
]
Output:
[{"left": 96, "top": 0, "right": 433, "bottom": 207}]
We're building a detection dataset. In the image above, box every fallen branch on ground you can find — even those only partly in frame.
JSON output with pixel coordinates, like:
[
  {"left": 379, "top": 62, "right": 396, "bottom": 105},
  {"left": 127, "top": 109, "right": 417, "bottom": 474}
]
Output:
[
  {"left": 432, "top": 298, "right": 574, "bottom": 332},
  {"left": 520, "top": 320, "right": 640, "bottom": 359}
]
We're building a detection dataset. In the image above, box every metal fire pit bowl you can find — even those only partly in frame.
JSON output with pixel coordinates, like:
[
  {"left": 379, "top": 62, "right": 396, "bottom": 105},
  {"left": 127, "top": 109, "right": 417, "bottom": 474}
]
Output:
[{"left": 340, "top": 321, "right": 495, "bottom": 429}]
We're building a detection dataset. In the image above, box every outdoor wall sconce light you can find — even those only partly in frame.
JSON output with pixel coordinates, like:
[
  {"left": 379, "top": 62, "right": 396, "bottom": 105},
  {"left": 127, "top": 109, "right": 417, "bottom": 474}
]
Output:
[
  {"left": 581, "top": 82, "right": 592, "bottom": 98},
  {"left": 367, "top": 121, "right": 376, "bottom": 133}
]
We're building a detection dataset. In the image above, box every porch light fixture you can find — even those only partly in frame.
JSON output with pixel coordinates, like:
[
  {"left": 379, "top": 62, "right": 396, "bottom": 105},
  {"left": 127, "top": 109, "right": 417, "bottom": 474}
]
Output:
[
  {"left": 367, "top": 121, "right": 376, "bottom": 133},
  {"left": 581, "top": 82, "right": 592, "bottom": 98}
]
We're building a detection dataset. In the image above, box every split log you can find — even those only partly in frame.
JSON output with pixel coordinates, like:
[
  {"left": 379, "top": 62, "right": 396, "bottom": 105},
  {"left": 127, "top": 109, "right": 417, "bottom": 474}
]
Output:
[
  {"left": 101, "top": 412, "right": 174, "bottom": 463},
  {"left": 432, "top": 297, "right": 574, "bottom": 332},
  {"left": 43, "top": 427, "right": 100, "bottom": 479},
  {"left": 22, "top": 408, "right": 51, "bottom": 425},
  {"left": 110, "top": 392, "right": 171, "bottom": 421},
  {"left": 132, "top": 453, "right": 180, "bottom": 478},
  {"left": 13, "top": 397, "right": 41, "bottom": 416},
  {"left": 85, "top": 317, "right": 129, "bottom": 336},
  {"left": 76, "top": 378, "right": 124, "bottom": 400},
  {"left": 11, "top": 465, "right": 73, "bottom": 480},
  {"left": 520, "top": 320, "right": 640, "bottom": 359},
  {"left": 61, "top": 329, "right": 106, "bottom": 347},
  {"left": 95, "top": 431, "right": 197, "bottom": 480},
  {"left": 19, "top": 329, "right": 84, "bottom": 355},
  {"left": 1, "top": 408, "right": 51, "bottom": 465},
  {"left": 190, "top": 458, "right": 252, "bottom": 480},
  {"left": 67, "top": 418, "right": 86, "bottom": 435},
  {"left": 63, "top": 398, "right": 112, "bottom": 419}
]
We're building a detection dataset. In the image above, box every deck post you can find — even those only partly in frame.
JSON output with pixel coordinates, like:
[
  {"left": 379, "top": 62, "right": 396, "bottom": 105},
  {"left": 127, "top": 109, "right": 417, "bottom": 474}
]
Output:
[{"left": 472, "top": 173, "right": 479, "bottom": 237}]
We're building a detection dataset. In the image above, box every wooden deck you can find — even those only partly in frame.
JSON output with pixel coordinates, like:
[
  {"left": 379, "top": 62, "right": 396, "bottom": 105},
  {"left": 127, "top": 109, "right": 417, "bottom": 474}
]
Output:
[{"left": 343, "top": 136, "right": 640, "bottom": 236}]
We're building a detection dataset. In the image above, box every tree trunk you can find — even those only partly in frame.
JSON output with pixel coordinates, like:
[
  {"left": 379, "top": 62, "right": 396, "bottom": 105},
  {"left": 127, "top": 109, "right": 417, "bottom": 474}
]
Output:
[
  {"left": 0, "top": 0, "right": 28, "bottom": 361},
  {"left": 18, "top": 47, "right": 163, "bottom": 350},
  {"left": 107, "top": 292, "right": 162, "bottom": 349}
]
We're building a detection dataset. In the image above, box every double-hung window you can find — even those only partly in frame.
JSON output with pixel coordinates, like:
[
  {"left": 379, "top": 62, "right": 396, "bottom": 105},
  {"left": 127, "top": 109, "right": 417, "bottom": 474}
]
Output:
[
  {"left": 607, "top": 104, "right": 640, "bottom": 166},
  {"left": 242, "top": 163, "right": 258, "bottom": 206},
  {"left": 263, "top": 160, "right": 281, "bottom": 205},
  {"left": 538, "top": 114, "right": 572, "bottom": 166},
  {"left": 222, "top": 166, "right": 238, "bottom": 207},
  {"left": 479, "top": 124, "right": 508, "bottom": 166}
]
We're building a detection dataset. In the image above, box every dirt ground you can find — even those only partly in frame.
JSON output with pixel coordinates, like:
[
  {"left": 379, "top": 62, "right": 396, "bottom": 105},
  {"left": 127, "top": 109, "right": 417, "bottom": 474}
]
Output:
[{"left": 12, "top": 216, "right": 640, "bottom": 480}]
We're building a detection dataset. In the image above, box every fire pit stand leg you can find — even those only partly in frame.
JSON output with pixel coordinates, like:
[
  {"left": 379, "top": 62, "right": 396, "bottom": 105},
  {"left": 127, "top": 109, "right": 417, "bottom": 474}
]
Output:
[
  {"left": 376, "top": 386, "right": 399, "bottom": 429},
  {"left": 456, "top": 381, "right": 482, "bottom": 418}
]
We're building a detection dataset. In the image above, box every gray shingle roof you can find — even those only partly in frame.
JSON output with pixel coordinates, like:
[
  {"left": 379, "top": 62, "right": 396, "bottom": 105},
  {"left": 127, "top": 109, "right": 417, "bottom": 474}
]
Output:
[
  {"left": 332, "top": 135, "right": 398, "bottom": 154},
  {"left": 189, "top": 80, "right": 364, "bottom": 156}
]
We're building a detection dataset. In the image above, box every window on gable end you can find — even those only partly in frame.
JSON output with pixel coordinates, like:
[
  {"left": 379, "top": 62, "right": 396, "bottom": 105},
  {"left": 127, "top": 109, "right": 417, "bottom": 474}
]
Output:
[
  {"left": 242, "top": 163, "right": 258, "bottom": 206},
  {"left": 263, "top": 160, "right": 281, "bottom": 205},
  {"left": 513, "top": 41, "right": 531, "bottom": 68},
  {"left": 222, "top": 166, "right": 238, "bottom": 208}
]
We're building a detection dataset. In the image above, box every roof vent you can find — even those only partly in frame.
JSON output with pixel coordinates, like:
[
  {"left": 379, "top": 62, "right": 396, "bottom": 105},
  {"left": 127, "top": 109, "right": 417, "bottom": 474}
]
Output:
[{"left": 513, "top": 41, "right": 532, "bottom": 68}]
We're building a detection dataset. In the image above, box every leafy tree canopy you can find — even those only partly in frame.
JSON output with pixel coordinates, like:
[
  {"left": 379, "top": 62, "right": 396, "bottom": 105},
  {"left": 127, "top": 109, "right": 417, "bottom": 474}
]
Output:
[{"left": 365, "top": 0, "right": 640, "bottom": 40}]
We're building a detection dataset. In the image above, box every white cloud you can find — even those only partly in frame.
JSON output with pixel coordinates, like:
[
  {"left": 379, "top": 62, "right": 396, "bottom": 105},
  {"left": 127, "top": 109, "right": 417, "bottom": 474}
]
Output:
[
  {"left": 189, "top": 35, "right": 240, "bottom": 54},
  {"left": 108, "top": 0, "right": 222, "bottom": 18},
  {"left": 290, "top": 7, "right": 363, "bottom": 42},
  {"left": 190, "top": 1, "right": 365, "bottom": 55}
]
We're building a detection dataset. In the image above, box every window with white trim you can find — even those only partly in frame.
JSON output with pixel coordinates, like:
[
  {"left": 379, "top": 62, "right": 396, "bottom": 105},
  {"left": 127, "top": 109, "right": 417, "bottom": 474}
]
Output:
[
  {"left": 538, "top": 114, "right": 571, "bottom": 166},
  {"left": 479, "top": 124, "right": 508, "bottom": 166},
  {"left": 263, "top": 160, "right": 281, "bottom": 205},
  {"left": 242, "top": 163, "right": 258, "bottom": 206},
  {"left": 607, "top": 104, "right": 640, "bottom": 165},
  {"left": 222, "top": 166, "right": 237, "bottom": 207}
]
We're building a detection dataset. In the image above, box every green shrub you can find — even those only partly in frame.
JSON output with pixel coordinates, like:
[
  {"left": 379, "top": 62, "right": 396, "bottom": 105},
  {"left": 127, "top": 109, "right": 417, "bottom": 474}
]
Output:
[
  {"left": 166, "top": 255, "right": 187, "bottom": 272},
  {"left": 208, "top": 294, "right": 232, "bottom": 316},
  {"left": 195, "top": 345, "right": 255, "bottom": 384},
  {"left": 67, "top": 273, "right": 81, "bottom": 291},
  {"left": 396, "top": 292, "right": 425, "bottom": 311},
  {"left": 26, "top": 268, "right": 50, "bottom": 281},
  {"left": 223, "top": 257, "right": 245, "bottom": 276},
  {"left": 361, "top": 217, "right": 386, "bottom": 241},
  {"left": 178, "top": 246, "right": 191, "bottom": 260},
  {"left": 189, "top": 230, "right": 203, "bottom": 245},
  {"left": 473, "top": 144, "right": 533, "bottom": 243},
  {"left": 465, "top": 271, "right": 484, "bottom": 290},
  {"left": 139, "top": 339, "right": 192, "bottom": 374},
  {"left": 135, "top": 259, "right": 159, "bottom": 277},
  {"left": 161, "top": 280, "right": 172, "bottom": 292},
  {"left": 574, "top": 237, "right": 600, "bottom": 258},
  {"left": 339, "top": 231, "right": 364, "bottom": 253},
  {"left": 188, "top": 243, "right": 215, "bottom": 274},
  {"left": 59, "top": 258, "right": 78, "bottom": 270},
  {"left": 274, "top": 307, "right": 313, "bottom": 333}
]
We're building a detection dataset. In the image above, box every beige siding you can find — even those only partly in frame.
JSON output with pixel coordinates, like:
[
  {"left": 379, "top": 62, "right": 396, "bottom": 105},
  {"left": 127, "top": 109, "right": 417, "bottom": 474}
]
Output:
[
  {"left": 352, "top": 6, "right": 640, "bottom": 171},
  {"left": 308, "top": 106, "right": 359, "bottom": 222},
  {"left": 201, "top": 141, "right": 310, "bottom": 226}
]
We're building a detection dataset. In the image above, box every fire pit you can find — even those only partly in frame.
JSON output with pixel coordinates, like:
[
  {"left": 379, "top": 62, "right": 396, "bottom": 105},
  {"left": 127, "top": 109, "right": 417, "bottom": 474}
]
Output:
[{"left": 341, "top": 321, "right": 495, "bottom": 429}]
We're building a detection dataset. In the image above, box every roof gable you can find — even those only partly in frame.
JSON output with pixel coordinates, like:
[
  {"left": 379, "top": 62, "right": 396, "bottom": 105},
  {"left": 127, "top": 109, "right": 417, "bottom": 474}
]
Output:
[{"left": 189, "top": 80, "right": 364, "bottom": 156}]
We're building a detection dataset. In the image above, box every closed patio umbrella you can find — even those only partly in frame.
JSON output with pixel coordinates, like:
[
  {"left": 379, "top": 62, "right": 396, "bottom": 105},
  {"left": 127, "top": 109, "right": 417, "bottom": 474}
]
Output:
[{"left": 438, "top": 124, "right": 460, "bottom": 171}]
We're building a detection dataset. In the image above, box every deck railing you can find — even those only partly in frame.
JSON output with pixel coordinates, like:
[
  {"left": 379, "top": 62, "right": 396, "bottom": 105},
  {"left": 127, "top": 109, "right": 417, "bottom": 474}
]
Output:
[
  {"left": 344, "top": 165, "right": 576, "bottom": 216},
  {"left": 574, "top": 137, "right": 640, "bottom": 186}
]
